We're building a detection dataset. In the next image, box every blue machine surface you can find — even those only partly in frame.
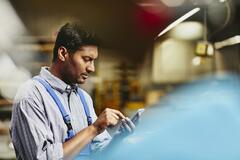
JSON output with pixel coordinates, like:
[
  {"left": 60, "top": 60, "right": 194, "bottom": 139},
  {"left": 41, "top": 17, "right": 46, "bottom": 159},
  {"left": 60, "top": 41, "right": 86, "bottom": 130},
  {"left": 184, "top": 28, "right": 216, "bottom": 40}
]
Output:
[{"left": 93, "top": 73, "right": 240, "bottom": 160}]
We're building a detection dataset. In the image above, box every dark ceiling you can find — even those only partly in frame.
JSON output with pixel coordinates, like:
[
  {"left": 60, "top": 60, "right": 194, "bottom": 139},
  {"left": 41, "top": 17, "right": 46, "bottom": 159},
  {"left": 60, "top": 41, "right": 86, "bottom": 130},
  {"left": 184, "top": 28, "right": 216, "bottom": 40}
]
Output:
[{"left": 9, "top": 0, "right": 240, "bottom": 61}]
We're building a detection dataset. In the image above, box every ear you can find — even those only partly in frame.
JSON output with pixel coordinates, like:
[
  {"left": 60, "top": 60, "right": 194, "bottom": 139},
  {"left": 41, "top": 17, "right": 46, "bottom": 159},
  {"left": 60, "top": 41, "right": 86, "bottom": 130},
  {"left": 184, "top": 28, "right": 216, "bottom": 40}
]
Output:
[{"left": 58, "top": 46, "right": 69, "bottom": 62}]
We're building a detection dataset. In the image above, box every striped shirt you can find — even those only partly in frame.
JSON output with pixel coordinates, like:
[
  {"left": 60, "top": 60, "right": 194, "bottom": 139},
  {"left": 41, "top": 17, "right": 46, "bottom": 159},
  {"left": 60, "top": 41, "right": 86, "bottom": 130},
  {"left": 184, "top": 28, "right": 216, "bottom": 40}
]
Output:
[{"left": 10, "top": 67, "right": 111, "bottom": 159}]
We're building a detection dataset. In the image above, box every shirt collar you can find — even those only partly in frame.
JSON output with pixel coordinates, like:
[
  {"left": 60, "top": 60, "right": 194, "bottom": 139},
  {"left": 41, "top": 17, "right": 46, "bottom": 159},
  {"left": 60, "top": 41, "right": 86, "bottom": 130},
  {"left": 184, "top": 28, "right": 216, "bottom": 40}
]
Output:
[{"left": 39, "top": 66, "right": 78, "bottom": 94}]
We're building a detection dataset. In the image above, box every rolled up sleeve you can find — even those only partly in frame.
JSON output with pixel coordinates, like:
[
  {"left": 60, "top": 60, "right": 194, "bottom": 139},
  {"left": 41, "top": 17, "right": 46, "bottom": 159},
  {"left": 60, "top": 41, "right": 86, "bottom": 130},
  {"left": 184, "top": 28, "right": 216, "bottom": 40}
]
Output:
[
  {"left": 90, "top": 109, "right": 112, "bottom": 152},
  {"left": 79, "top": 90, "right": 113, "bottom": 153},
  {"left": 91, "top": 130, "right": 112, "bottom": 152},
  {"left": 11, "top": 98, "right": 63, "bottom": 160}
]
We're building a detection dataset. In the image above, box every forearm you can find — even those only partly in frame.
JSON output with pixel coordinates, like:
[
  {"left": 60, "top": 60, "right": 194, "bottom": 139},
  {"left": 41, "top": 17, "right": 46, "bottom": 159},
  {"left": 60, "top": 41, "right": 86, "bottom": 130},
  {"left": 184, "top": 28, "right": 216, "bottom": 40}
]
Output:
[{"left": 63, "top": 124, "right": 99, "bottom": 159}]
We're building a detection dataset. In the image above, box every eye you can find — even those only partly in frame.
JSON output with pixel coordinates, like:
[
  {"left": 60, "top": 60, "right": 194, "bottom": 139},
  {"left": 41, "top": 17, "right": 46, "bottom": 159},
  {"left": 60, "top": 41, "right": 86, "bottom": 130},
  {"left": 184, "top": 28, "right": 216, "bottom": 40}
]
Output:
[{"left": 83, "top": 56, "right": 92, "bottom": 62}]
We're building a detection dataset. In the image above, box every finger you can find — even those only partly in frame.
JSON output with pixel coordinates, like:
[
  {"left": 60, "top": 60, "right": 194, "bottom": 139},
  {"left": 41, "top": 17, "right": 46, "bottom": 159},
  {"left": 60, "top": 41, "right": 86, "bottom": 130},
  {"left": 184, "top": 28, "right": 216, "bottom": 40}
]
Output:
[
  {"left": 109, "top": 116, "right": 119, "bottom": 126},
  {"left": 122, "top": 119, "right": 132, "bottom": 133},
  {"left": 120, "top": 124, "right": 126, "bottom": 133},
  {"left": 110, "top": 112, "right": 120, "bottom": 120},
  {"left": 108, "top": 113, "right": 122, "bottom": 126},
  {"left": 125, "top": 117, "right": 136, "bottom": 130},
  {"left": 110, "top": 109, "right": 125, "bottom": 119}
]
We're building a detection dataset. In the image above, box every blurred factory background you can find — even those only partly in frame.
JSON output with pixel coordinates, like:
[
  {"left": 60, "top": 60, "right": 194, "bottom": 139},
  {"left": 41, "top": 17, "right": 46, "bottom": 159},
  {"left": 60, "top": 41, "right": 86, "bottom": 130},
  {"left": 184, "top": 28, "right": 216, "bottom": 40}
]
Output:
[{"left": 0, "top": 0, "right": 239, "bottom": 159}]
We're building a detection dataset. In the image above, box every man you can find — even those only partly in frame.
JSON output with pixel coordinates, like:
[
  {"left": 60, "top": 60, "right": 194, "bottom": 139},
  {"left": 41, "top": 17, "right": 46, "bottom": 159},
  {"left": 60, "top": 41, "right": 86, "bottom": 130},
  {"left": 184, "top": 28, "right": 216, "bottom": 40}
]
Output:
[{"left": 10, "top": 22, "right": 135, "bottom": 159}]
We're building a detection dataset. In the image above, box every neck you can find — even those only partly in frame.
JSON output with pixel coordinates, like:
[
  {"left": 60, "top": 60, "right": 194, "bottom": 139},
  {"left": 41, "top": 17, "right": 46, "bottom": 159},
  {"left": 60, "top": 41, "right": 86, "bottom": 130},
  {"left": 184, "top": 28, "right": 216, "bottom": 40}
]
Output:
[{"left": 49, "top": 63, "right": 64, "bottom": 81}]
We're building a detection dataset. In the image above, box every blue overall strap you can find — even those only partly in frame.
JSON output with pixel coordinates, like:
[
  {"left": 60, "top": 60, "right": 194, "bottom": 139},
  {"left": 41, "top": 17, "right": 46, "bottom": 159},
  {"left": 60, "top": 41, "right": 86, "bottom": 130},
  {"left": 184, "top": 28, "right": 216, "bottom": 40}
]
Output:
[
  {"left": 33, "top": 77, "right": 75, "bottom": 140},
  {"left": 77, "top": 88, "right": 92, "bottom": 125}
]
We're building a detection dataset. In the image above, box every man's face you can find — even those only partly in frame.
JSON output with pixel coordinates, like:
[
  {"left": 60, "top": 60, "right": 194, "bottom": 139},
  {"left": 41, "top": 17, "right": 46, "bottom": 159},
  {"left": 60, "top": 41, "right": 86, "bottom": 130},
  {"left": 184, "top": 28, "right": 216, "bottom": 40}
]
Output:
[{"left": 62, "top": 45, "right": 98, "bottom": 84}]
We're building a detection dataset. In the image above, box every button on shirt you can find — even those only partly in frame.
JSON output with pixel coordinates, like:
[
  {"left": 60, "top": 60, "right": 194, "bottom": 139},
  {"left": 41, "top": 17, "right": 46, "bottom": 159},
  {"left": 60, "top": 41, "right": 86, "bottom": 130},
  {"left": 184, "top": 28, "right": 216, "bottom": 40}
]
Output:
[{"left": 10, "top": 67, "right": 112, "bottom": 160}]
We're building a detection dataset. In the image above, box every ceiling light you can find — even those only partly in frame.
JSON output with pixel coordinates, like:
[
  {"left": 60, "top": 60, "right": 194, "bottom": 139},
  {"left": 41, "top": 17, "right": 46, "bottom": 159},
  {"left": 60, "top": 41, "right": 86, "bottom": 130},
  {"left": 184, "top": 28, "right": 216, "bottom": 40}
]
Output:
[
  {"left": 170, "top": 21, "right": 203, "bottom": 40},
  {"left": 161, "top": 0, "right": 185, "bottom": 7},
  {"left": 156, "top": 7, "right": 200, "bottom": 38}
]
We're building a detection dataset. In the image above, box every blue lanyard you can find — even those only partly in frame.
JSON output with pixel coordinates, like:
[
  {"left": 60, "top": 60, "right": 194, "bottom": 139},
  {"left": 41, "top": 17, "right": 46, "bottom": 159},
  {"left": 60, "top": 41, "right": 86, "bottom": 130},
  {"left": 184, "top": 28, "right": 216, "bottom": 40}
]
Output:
[{"left": 33, "top": 77, "right": 92, "bottom": 141}]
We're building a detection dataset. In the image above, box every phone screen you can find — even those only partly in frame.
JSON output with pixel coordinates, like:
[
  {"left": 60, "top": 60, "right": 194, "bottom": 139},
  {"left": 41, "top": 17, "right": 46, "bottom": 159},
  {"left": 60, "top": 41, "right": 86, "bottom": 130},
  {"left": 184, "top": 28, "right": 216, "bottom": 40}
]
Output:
[{"left": 131, "top": 109, "right": 145, "bottom": 125}]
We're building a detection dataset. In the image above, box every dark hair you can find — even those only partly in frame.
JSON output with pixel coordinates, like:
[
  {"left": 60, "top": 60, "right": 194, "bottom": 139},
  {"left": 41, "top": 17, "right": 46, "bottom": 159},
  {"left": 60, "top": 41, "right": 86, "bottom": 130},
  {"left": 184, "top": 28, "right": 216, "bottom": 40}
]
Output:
[{"left": 52, "top": 22, "right": 99, "bottom": 62}]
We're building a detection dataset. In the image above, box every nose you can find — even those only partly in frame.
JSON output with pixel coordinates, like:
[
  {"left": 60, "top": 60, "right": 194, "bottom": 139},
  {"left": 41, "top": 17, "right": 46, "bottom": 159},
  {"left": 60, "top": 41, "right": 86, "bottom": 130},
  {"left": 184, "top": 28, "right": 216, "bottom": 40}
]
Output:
[{"left": 86, "top": 61, "right": 95, "bottom": 73}]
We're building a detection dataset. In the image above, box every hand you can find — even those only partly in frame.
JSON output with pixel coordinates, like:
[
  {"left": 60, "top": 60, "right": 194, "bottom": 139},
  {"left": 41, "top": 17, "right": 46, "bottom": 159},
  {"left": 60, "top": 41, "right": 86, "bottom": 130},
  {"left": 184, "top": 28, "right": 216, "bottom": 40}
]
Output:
[
  {"left": 118, "top": 109, "right": 145, "bottom": 136},
  {"left": 92, "top": 108, "right": 125, "bottom": 134},
  {"left": 119, "top": 117, "right": 135, "bottom": 136}
]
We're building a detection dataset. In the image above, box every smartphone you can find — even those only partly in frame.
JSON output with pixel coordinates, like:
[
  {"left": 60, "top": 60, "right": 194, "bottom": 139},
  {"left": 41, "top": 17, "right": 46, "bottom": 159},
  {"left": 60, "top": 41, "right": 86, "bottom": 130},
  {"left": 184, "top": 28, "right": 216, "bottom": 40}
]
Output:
[{"left": 131, "top": 108, "right": 145, "bottom": 125}]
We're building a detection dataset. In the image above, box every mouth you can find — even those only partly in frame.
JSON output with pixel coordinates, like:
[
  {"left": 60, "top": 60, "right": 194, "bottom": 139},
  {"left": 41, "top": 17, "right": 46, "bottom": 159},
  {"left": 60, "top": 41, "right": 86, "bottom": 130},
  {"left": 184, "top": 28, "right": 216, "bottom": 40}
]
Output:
[{"left": 81, "top": 74, "right": 88, "bottom": 79}]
